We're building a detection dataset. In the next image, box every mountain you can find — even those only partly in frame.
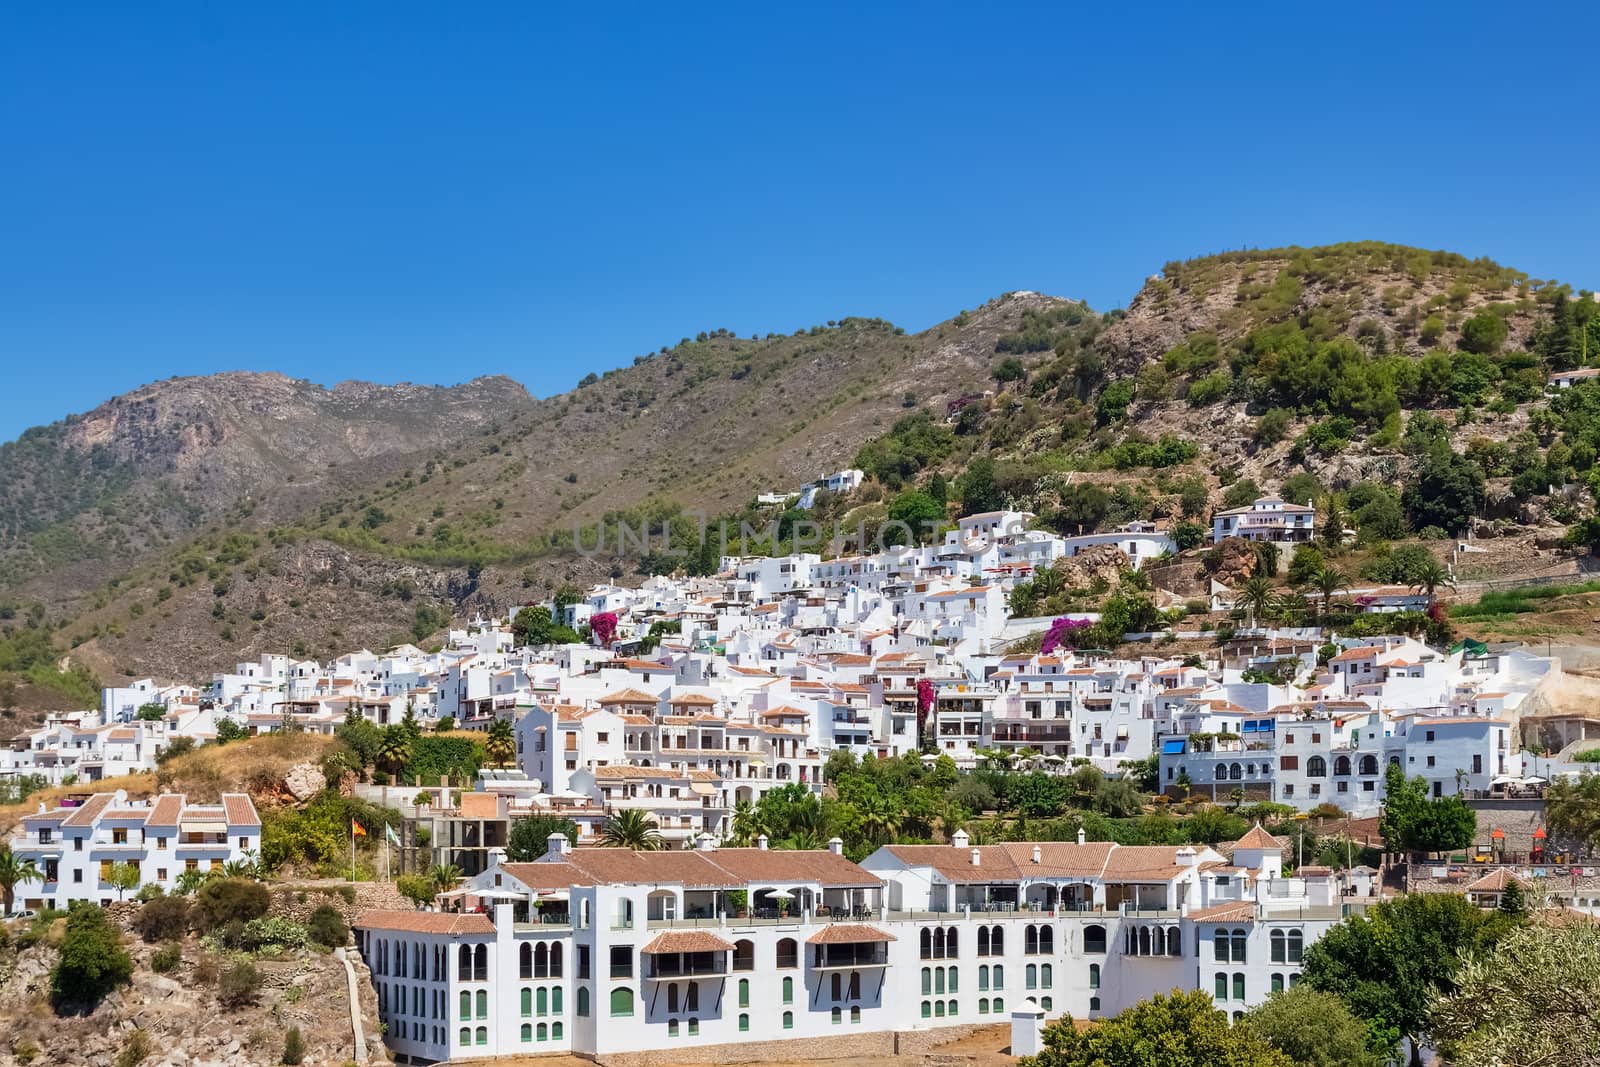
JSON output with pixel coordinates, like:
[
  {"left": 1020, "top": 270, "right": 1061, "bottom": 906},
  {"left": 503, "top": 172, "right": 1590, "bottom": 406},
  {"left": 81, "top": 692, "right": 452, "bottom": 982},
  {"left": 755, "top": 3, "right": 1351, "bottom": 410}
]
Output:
[{"left": 2, "top": 241, "right": 1595, "bottom": 691}]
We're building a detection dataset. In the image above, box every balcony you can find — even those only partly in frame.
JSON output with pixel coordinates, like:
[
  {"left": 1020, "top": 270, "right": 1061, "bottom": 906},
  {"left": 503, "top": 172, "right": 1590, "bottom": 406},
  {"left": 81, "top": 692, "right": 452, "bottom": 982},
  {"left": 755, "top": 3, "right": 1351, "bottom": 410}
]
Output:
[
  {"left": 811, "top": 944, "right": 888, "bottom": 969},
  {"left": 644, "top": 952, "right": 728, "bottom": 979}
]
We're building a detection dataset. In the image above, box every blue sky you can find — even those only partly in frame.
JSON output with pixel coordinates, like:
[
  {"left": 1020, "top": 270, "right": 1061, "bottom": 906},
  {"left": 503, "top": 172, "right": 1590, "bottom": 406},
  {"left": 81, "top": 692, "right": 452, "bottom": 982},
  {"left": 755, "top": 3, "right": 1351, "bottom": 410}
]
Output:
[{"left": 3, "top": 3, "right": 1597, "bottom": 443}]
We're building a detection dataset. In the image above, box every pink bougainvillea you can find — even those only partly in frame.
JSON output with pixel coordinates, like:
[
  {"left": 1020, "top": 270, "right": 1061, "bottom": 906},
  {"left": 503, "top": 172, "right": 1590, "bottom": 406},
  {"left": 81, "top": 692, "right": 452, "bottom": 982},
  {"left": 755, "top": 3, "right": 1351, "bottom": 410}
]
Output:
[
  {"left": 590, "top": 611, "right": 619, "bottom": 648},
  {"left": 915, "top": 678, "right": 936, "bottom": 744},
  {"left": 1040, "top": 616, "right": 1093, "bottom": 655}
]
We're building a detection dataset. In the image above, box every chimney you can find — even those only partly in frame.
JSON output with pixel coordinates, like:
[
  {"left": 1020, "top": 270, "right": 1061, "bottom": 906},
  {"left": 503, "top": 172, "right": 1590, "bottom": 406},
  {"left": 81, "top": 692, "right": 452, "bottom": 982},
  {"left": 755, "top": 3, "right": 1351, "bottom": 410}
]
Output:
[
  {"left": 951, "top": 829, "right": 970, "bottom": 849},
  {"left": 1076, "top": 827, "right": 1086, "bottom": 847},
  {"left": 1176, "top": 846, "right": 1197, "bottom": 867},
  {"left": 547, "top": 832, "right": 570, "bottom": 858},
  {"left": 828, "top": 836, "right": 844, "bottom": 856},
  {"left": 697, "top": 832, "right": 717, "bottom": 852},
  {"left": 1032, "top": 845, "right": 1041, "bottom": 864},
  {"left": 970, "top": 847, "right": 981, "bottom": 867},
  {"left": 757, "top": 834, "right": 769, "bottom": 851}
]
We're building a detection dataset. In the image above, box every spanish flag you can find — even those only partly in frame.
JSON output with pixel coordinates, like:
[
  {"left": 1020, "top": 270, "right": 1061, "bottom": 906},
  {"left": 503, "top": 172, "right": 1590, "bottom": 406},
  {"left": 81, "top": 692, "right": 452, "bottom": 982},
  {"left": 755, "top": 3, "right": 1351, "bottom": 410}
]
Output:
[{"left": 352, "top": 820, "right": 367, "bottom": 838}]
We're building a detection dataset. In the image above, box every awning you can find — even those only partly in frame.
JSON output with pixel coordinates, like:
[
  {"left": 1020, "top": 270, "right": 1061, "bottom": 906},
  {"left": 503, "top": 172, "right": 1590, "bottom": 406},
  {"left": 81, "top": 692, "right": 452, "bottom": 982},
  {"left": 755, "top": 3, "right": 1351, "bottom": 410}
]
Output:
[
  {"left": 806, "top": 924, "right": 895, "bottom": 945},
  {"left": 690, "top": 783, "right": 717, "bottom": 797},
  {"left": 1161, "top": 739, "right": 1187, "bottom": 754},
  {"left": 1116, "top": 725, "right": 1129, "bottom": 739},
  {"left": 1491, "top": 829, "right": 1505, "bottom": 839},
  {"left": 641, "top": 931, "right": 735, "bottom": 954},
  {"left": 181, "top": 821, "right": 227, "bottom": 834}
]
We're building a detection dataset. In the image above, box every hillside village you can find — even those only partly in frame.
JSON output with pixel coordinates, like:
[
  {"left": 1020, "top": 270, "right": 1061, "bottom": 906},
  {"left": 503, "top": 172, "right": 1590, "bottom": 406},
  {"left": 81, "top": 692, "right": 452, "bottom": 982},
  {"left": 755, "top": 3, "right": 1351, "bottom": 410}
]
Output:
[{"left": 6, "top": 494, "right": 1600, "bottom": 1063}]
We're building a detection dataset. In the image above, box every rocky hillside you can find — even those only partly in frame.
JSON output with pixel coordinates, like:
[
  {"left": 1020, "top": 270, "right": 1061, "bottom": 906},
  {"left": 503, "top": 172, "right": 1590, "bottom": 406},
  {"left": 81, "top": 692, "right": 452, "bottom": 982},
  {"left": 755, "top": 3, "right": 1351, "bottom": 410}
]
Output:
[
  {"left": 0, "top": 896, "right": 386, "bottom": 1067},
  {"left": 4, "top": 241, "right": 1597, "bottom": 685},
  {"left": 0, "top": 373, "right": 533, "bottom": 596}
]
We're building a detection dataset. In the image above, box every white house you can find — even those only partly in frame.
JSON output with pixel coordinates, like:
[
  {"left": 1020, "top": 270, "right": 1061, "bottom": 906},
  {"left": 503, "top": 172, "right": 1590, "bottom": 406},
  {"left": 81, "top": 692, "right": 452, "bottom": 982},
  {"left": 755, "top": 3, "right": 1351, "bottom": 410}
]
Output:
[{"left": 1210, "top": 497, "right": 1315, "bottom": 545}]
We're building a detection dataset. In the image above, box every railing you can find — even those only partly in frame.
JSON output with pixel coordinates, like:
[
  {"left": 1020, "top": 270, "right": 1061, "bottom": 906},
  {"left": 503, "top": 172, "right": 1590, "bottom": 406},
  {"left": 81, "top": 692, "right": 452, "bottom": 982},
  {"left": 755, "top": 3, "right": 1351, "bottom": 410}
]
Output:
[{"left": 646, "top": 960, "right": 728, "bottom": 979}]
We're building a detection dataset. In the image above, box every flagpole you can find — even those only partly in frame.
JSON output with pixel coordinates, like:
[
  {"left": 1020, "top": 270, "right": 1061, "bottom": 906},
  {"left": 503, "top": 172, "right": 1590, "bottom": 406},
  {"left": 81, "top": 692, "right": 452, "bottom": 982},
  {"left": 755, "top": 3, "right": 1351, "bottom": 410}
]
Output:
[{"left": 350, "top": 820, "right": 356, "bottom": 884}]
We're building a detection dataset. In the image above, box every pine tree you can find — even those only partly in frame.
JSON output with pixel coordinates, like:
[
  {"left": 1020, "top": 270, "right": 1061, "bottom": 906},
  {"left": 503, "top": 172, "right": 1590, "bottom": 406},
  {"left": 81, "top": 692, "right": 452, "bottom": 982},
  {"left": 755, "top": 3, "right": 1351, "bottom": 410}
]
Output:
[{"left": 1497, "top": 877, "right": 1526, "bottom": 918}]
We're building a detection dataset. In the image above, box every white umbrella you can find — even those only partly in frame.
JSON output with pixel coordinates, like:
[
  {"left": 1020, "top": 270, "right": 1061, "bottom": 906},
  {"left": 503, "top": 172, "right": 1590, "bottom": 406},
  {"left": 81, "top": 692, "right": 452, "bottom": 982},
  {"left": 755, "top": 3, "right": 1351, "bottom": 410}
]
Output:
[
  {"left": 1490, "top": 775, "right": 1521, "bottom": 786},
  {"left": 1523, "top": 776, "right": 1547, "bottom": 784},
  {"left": 537, "top": 890, "right": 570, "bottom": 902},
  {"left": 471, "top": 889, "right": 527, "bottom": 901},
  {"left": 435, "top": 888, "right": 472, "bottom": 898},
  {"left": 767, "top": 889, "right": 794, "bottom": 900}
]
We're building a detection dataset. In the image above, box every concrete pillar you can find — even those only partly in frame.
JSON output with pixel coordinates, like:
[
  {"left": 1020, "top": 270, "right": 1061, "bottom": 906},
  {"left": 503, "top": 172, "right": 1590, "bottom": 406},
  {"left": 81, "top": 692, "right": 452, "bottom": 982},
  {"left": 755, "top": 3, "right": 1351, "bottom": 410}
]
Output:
[{"left": 1011, "top": 999, "right": 1046, "bottom": 1057}]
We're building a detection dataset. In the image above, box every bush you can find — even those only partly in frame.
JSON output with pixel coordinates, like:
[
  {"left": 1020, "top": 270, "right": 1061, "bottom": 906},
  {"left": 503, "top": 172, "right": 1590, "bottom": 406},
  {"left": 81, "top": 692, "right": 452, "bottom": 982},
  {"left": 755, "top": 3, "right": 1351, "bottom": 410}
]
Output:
[
  {"left": 51, "top": 904, "right": 133, "bottom": 1010},
  {"left": 281, "top": 1027, "right": 305, "bottom": 1066},
  {"left": 306, "top": 905, "right": 348, "bottom": 949},
  {"left": 217, "top": 960, "right": 262, "bottom": 1009},
  {"left": 150, "top": 943, "right": 182, "bottom": 973},
  {"left": 114, "top": 1030, "right": 151, "bottom": 1067},
  {"left": 193, "top": 878, "right": 270, "bottom": 931},
  {"left": 241, "top": 916, "right": 308, "bottom": 952},
  {"left": 135, "top": 896, "right": 190, "bottom": 943}
]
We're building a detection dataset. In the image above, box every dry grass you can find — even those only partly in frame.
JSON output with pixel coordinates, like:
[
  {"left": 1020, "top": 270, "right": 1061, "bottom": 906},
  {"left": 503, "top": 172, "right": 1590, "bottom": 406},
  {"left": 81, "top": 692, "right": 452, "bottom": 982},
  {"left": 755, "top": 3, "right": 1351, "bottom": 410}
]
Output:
[
  {"left": 0, "top": 772, "right": 157, "bottom": 836},
  {"left": 156, "top": 731, "right": 339, "bottom": 801}
]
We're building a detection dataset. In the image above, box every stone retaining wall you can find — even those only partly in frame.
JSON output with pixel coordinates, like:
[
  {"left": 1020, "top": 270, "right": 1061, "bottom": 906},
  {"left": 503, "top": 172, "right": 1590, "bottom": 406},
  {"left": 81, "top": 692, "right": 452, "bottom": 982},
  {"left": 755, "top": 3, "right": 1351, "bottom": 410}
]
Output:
[{"left": 588, "top": 1023, "right": 986, "bottom": 1067}]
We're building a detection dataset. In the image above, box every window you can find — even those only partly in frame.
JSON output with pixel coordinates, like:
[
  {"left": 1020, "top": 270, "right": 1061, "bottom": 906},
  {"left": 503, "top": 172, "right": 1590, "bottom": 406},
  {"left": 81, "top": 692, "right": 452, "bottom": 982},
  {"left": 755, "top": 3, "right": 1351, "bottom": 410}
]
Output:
[
  {"left": 460, "top": 991, "right": 471, "bottom": 1021},
  {"left": 460, "top": 1028, "right": 470, "bottom": 1047},
  {"left": 1088, "top": 963, "right": 1100, "bottom": 989},
  {"left": 832, "top": 1006, "right": 842, "bottom": 1025},
  {"left": 1041, "top": 996, "right": 1052, "bottom": 1011},
  {"left": 576, "top": 987, "right": 590, "bottom": 1017},
  {"left": 521, "top": 988, "right": 532, "bottom": 1016},
  {"left": 851, "top": 1006, "right": 861, "bottom": 1024},
  {"left": 776, "top": 938, "right": 798, "bottom": 968},
  {"left": 739, "top": 1013, "right": 750, "bottom": 1032},
  {"left": 992, "top": 964, "right": 1004, "bottom": 990},
  {"left": 1307, "top": 756, "right": 1327, "bottom": 778},
  {"left": 521, "top": 943, "right": 533, "bottom": 979},
  {"left": 782, "top": 1011, "right": 793, "bottom": 1030},
  {"left": 1088, "top": 996, "right": 1099, "bottom": 1013},
  {"left": 476, "top": 990, "right": 487, "bottom": 1018},
  {"left": 1083, "top": 925, "right": 1106, "bottom": 954},
  {"left": 537, "top": 987, "right": 549, "bottom": 1015},
  {"left": 1287, "top": 930, "right": 1303, "bottom": 963},
  {"left": 922, "top": 967, "right": 931, "bottom": 995},
  {"left": 1215, "top": 972, "right": 1228, "bottom": 999},
  {"left": 993, "top": 997, "right": 1003, "bottom": 1013},
  {"left": 1040, "top": 964, "right": 1052, "bottom": 989},
  {"left": 921, "top": 1000, "right": 931, "bottom": 1019},
  {"left": 1233, "top": 973, "right": 1245, "bottom": 1000},
  {"left": 668, "top": 1020, "right": 679, "bottom": 1038},
  {"left": 610, "top": 946, "right": 633, "bottom": 980},
  {"left": 1271, "top": 930, "right": 1285, "bottom": 964},
  {"left": 610, "top": 988, "right": 634, "bottom": 1017},
  {"left": 1025, "top": 964, "right": 1036, "bottom": 990},
  {"left": 734, "top": 939, "right": 755, "bottom": 971},
  {"left": 476, "top": 1027, "right": 487, "bottom": 1046},
  {"left": 738, "top": 978, "right": 749, "bottom": 1008},
  {"left": 521, "top": 1024, "right": 532, "bottom": 1043},
  {"left": 1271, "top": 973, "right": 1284, "bottom": 993},
  {"left": 782, "top": 976, "right": 793, "bottom": 1004}
]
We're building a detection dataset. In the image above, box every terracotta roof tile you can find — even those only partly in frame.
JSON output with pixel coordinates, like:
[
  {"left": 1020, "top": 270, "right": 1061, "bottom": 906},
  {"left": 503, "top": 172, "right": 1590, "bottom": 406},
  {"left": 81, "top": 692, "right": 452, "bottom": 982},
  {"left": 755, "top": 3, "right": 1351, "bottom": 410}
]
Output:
[
  {"left": 355, "top": 910, "right": 496, "bottom": 935},
  {"left": 641, "top": 930, "right": 736, "bottom": 954},
  {"left": 807, "top": 924, "right": 895, "bottom": 944}
]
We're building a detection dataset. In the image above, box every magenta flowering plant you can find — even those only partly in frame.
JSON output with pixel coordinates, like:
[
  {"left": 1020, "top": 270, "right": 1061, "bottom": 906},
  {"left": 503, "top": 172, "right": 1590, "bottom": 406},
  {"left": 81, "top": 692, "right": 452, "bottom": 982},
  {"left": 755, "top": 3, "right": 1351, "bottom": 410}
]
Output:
[
  {"left": 1040, "top": 616, "right": 1093, "bottom": 655},
  {"left": 590, "top": 611, "right": 619, "bottom": 647}
]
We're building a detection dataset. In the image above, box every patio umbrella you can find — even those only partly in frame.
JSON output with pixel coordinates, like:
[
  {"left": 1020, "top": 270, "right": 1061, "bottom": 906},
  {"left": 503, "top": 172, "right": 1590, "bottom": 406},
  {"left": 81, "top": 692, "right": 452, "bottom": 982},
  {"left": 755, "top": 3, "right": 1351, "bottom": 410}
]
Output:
[
  {"left": 1523, "top": 776, "right": 1548, "bottom": 785},
  {"left": 537, "top": 890, "right": 570, "bottom": 902},
  {"left": 471, "top": 889, "right": 527, "bottom": 900},
  {"left": 767, "top": 889, "right": 794, "bottom": 900},
  {"left": 1490, "top": 775, "right": 1522, "bottom": 786}
]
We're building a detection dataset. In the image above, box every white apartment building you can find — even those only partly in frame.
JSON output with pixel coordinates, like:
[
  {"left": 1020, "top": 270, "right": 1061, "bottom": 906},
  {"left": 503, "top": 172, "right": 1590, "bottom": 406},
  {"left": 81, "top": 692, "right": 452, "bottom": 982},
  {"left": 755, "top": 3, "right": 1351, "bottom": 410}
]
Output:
[
  {"left": 8, "top": 789, "right": 261, "bottom": 911},
  {"left": 357, "top": 825, "right": 1345, "bottom": 1064},
  {"left": 1210, "top": 497, "right": 1315, "bottom": 545}
]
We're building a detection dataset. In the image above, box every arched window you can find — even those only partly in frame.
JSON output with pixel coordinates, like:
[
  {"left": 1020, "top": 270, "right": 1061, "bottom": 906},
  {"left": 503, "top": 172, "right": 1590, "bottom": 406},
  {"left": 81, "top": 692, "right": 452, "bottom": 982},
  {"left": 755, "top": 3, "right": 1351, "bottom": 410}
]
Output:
[
  {"left": 1215, "top": 972, "right": 1227, "bottom": 999},
  {"left": 476, "top": 990, "right": 487, "bottom": 1018},
  {"left": 992, "top": 964, "right": 1004, "bottom": 989},
  {"left": 849, "top": 972, "right": 861, "bottom": 999},
  {"left": 537, "top": 1022, "right": 549, "bottom": 1041},
  {"left": 576, "top": 987, "right": 590, "bottom": 1017},
  {"left": 1083, "top": 925, "right": 1106, "bottom": 954},
  {"left": 993, "top": 997, "right": 1004, "bottom": 1013},
  {"left": 1024, "top": 925, "right": 1038, "bottom": 954},
  {"left": 832, "top": 973, "right": 844, "bottom": 1000},
  {"left": 739, "top": 1013, "right": 750, "bottom": 1032},
  {"left": 1166, "top": 927, "right": 1181, "bottom": 956},
  {"left": 521, "top": 942, "right": 534, "bottom": 978},
  {"left": 946, "top": 968, "right": 956, "bottom": 993},
  {"left": 552, "top": 987, "right": 563, "bottom": 1013},
  {"left": 947, "top": 927, "right": 958, "bottom": 956},
  {"left": 475, "top": 1026, "right": 487, "bottom": 1046},
  {"left": 935, "top": 968, "right": 946, "bottom": 995},
  {"left": 1334, "top": 755, "right": 1351, "bottom": 776},
  {"left": 668, "top": 985, "right": 680, "bottom": 1013},
  {"left": 521, "top": 987, "right": 532, "bottom": 1016},
  {"left": 459, "top": 945, "right": 474, "bottom": 981},
  {"left": 734, "top": 939, "right": 755, "bottom": 971},
  {"left": 1287, "top": 930, "right": 1303, "bottom": 963},
  {"left": 1307, "top": 756, "right": 1327, "bottom": 778},
  {"left": 1138, "top": 926, "right": 1151, "bottom": 955},
  {"left": 1213, "top": 928, "right": 1230, "bottom": 962},
  {"left": 459, "top": 990, "right": 471, "bottom": 1021},
  {"left": 991, "top": 926, "right": 1004, "bottom": 954},
  {"left": 550, "top": 942, "right": 563, "bottom": 977},
  {"left": 977, "top": 926, "right": 990, "bottom": 956},
  {"left": 782, "top": 1010, "right": 794, "bottom": 1030},
  {"left": 1230, "top": 928, "right": 1248, "bottom": 963},
  {"left": 777, "top": 938, "right": 798, "bottom": 968},
  {"left": 921, "top": 927, "right": 932, "bottom": 959},
  {"left": 738, "top": 978, "right": 749, "bottom": 1008},
  {"left": 1041, "top": 963, "right": 1052, "bottom": 988},
  {"left": 1039, "top": 926, "right": 1053, "bottom": 954},
  {"left": 459, "top": 1027, "right": 471, "bottom": 1046},
  {"left": 1229, "top": 762, "right": 1243, "bottom": 780},
  {"left": 1232, "top": 973, "right": 1245, "bottom": 1000},
  {"left": 610, "top": 988, "right": 634, "bottom": 1017},
  {"left": 521, "top": 1023, "right": 532, "bottom": 1043},
  {"left": 536, "top": 987, "right": 548, "bottom": 1015},
  {"left": 978, "top": 964, "right": 989, "bottom": 991},
  {"left": 474, "top": 944, "right": 488, "bottom": 980},
  {"left": 782, "top": 976, "right": 794, "bottom": 1004},
  {"left": 687, "top": 983, "right": 699, "bottom": 1011},
  {"left": 933, "top": 927, "right": 946, "bottom": 959},
  {"left": 921, "top": 967, "right": 931, "bottom": 995},
  {"left": 979, "top": 997, "right": 989, "bottom": 1014},
  {"left": 1088, "top": 963, "right": 1100, "bottom": 989},
  {"left": 1360, "top": 754, "right": 1379, "bottom": 775},
  {"left": 1271, "top": 929, "right": 1286, "bottom": 963},
  {"left": 553, "top": 1021, "right": 563, "bottom": 1040},
  {"left": 1026, "top": 963, "right": 1037, "bottom": 989},
  {"left": 1271, "top": 972, "right": 1284, "bottom": 993}
]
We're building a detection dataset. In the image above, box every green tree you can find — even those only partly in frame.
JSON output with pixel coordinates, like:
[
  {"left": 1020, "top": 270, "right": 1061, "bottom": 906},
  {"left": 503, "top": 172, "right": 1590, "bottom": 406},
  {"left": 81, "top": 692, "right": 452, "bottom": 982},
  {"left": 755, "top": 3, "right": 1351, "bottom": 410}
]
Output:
[
  {"left": 1544, "top": 771, "right": 1600, "bottom": 850},
  {"left": 376, "top": 727, "right": 413, "bottom": 779},
  {"left": 1459, "top": 311, "right": 1509, "bottom": 355},
  {"left": 505, "top": 815, "right": 579, "bottom": 862},
  {"left": 1233, "top": 575, "right": 1277, "bottom": 627},
  {"left": 511, "top": 605, "right": 554, "bottom": 647},
  {"left": 1403, "top": 451, "right": 1486, "bottom": 535},
  {"left": 1021, "top": 988, "right": 1292, "bottom": 1067},
  {"left": 1246, "top": 985, "right": 1385, "bottom": 1067},
  {"left": 1172, "top": 520, "right": 1206, "bottom": 551},
  {"left": 1303, "top": 891, "right": 1511, "bottom": 1067},
  {"left": 108, "top": 862, "right": 142, "bottom": 900},
  {"left": 993, "top": 357, "right": 1027, "bottom": 383},
  {"left": 51, "top": 904, "right": 134, "bottom": 1009},
  {"left": 886, "top": 491, "right": 944, "bottom": 543},
  {"left": 429, "top": 864, "right": 464, "bottom": 894},
  {"left": 1410, "top": 557, "right": 1454, "bottom": 598},
  {"left": 1430, "top": 918, "right": 1600, "bottom": 1067},
  {"left": 0, "top": 844, "right": 42, "bottom": 915},
  {"left": 396, "top": 873, "right": 437, "bottom": 907},
  {"left": 598, "top": 808, "right": 662, "bottom": 850},
  {"left": 1496, "top": 877, "right": 1526, "bottom": 918},
  {"left": 484, "top": 719, "right": 516, "bottom": 767},
  {"left": 1379, "top": 764, "right": 1475, "bottom": 858},
  {"left": 1302, "top": 564, "right": 1349, "bottom": 619},
  {"left": 958, "top": 456, "right": 1005, "bottom": 516},
  {"left": 336, "top": 709, "right": 383, "bottom": 769}
]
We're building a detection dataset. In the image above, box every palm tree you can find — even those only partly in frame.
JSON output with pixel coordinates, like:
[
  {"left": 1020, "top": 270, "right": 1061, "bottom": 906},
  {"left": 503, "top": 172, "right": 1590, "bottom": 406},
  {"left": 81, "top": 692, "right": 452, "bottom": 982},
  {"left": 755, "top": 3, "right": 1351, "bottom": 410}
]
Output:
[
  {"left": 0, "top": 845, "right": 42, "bottom": 915},
  {"left": 728, "top": 800, "right": 761, "bottom": 847},
  {"left": 429, "top": 863, "right": 464, "bottom": 894},
  {"left": 1411, "top": 558, "right": 1455, "bottom": 599},
  {"left": 858, "top": 794, "right": 904, "bottom": 845},
  {"left": 1303, "top": 563, "right": 1350, "bottom": 618},
  {"left": 1233, "top": 575, "right": 1276, "bottom": 627},
  {"left": 485, "top": 720, "right": 516, "bottom": 767},
  {"left": 599, "top": 808, "right": 663, "bottom": 851},
  {"left": 222, "top": 856, "right": 257, "bottom": 880},
  {"left": 1031, "top": 565, "right": 1066, "bottom": 604},
  {"left": 376, "top": 729, "right": 413, "bottom": 778}
]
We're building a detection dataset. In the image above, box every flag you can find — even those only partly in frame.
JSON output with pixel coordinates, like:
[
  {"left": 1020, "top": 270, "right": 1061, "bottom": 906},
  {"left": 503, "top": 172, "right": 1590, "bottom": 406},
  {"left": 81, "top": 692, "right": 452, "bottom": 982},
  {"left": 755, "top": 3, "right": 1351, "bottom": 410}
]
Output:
[
  {"left": 352, "top": 820, "right": 367, "bottom": 838},
  {"left": 385, "top": 824, "right": 402, "bottom": 846}
]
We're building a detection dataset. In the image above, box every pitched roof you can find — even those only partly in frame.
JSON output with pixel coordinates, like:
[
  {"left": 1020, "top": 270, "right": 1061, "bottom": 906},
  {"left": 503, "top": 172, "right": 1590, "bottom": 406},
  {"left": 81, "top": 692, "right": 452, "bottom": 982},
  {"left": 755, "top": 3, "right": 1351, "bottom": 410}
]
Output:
[
  {"left": 1464, "top": 868, "right": 1525, "bottom": 893},
  {"left": 1233, "top": 823, "right": 1283, "bottom": 851},
  {"left": 597, "top": 687, "right": 660, "bottom": 705},
  {"left": 807, "top": 924, "right": 895, "bottom": 944},
  {"left": 641, "top": 930, "right": 737, "bottom": 954},
  {"left": 355, "top": 910, "right": 496, "bottom": 935},
  {"left": 221, "top": 793, "right": 260, "bottom": 828}
]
